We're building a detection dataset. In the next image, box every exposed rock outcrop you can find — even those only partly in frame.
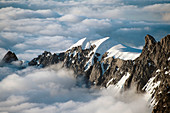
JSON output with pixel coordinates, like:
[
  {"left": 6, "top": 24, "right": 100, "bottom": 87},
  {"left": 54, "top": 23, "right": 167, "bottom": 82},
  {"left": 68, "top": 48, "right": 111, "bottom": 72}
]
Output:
[
  {"left": 0, "top": 51, "right": 18, "bottom": 66},
  {"left": 28, "top": 51, "right": 65, "bottom": 67}
]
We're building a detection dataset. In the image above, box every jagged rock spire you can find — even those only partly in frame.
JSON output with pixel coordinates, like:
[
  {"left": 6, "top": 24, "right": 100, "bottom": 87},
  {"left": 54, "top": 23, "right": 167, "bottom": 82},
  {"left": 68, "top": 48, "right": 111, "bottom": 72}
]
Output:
[
  {"left": 160, "top": 34, "right": 170, "bottom": 53},
  {"left": 144, "top": 34, "right": 156, "bottom": 51}
]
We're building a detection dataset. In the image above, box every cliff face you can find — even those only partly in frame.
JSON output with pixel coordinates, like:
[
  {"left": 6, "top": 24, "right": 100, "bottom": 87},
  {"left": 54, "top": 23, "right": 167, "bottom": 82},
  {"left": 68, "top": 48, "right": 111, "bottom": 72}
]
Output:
[{"left": 3, "top": 35, "right": 169, "bottom": 113}]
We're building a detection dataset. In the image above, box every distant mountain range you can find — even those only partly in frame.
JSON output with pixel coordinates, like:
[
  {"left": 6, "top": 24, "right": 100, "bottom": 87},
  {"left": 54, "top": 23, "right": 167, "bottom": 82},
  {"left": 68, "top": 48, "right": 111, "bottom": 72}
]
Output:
[{"left": 1, "top": 34, "right": 169, "bottom": 113}]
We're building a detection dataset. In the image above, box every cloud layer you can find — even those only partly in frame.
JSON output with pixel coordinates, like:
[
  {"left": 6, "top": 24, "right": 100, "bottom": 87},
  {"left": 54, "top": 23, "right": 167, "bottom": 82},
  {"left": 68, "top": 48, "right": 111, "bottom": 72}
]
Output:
[
  {"left": 0, "top": 0, "right": 170, "bottom": 61},
  {"left": 0, "top": 64, "right": 150, "bottom": 113}
]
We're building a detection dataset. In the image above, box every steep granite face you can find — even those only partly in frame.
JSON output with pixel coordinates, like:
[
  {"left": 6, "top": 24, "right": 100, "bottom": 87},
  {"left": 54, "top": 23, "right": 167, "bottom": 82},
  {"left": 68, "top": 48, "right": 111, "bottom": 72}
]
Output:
[
  {"left": 146, "top": 35, "right": 170, "bottom": 113},
  {"left": 25, "top": 34, "right": 170, "bottom": 113}
]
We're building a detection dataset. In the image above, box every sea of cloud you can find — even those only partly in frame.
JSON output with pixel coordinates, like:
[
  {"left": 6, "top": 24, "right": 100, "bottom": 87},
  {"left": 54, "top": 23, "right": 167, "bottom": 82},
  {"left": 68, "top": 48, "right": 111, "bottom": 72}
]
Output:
[
  {"left": 0, "top": 64, "right": 150, "bottom": 113},
  {"left": 0, "top": 0, "right": 170, "bottom": 60},
  {"left": 0, "top": 0, "right": 169, "bottom": 113}
]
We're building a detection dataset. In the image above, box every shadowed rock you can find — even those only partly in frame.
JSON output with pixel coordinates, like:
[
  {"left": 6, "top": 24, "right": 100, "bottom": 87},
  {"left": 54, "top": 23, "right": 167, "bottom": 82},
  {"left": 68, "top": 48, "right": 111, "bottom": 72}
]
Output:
[
  {"left": 28, "top": 51, "right": 65, "bottom": 67},
  {"left": 144, "top": 34, "right": 156, "bottom": 51},
  {"left": 0, "top": 51, "right": 18, "bottom": 65}
]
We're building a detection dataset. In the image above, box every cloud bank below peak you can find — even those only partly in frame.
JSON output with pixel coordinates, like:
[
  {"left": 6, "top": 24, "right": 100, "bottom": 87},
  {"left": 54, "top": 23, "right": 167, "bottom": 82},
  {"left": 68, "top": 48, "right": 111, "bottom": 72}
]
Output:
[{"left": 0, "top": 64, "right": 150, "bottom": 113}]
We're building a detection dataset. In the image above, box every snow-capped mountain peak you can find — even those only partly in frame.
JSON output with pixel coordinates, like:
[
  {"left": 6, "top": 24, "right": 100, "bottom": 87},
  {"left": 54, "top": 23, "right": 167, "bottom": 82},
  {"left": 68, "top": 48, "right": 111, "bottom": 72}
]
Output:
[
  {"left": 69, "top": 37, "right": 87, "bottom": 50},
  {"left": 69, "top": 37, "right": 141, "bottom": 61}
]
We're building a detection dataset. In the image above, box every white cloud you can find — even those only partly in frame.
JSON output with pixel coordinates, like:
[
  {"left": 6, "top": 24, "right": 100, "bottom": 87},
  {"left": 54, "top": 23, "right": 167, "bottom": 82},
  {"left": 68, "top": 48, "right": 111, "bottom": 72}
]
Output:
[
  {"left": 22, "top": 105, "right": 58, "bottom": 113},
  {"left": 58, "top": 14, "right": 85, "bottom": 23},
  {"left": 82, "top": 19, "right": 111, "bottom": 28},
  {"left": 0, "top": 7, "right": 60, "bottom": 20},
  {"left": 82, "top": 0, "right": 119, "bottom": 4},
  {"left": 143, "top": 3, "right": 170, "bottom": 12},
  {"left": 120, "top": 28, "right": 142, "bottom": 31},
  {"left": 0, "top": 48, "right": 7, "bottom": 61},
  {"left": 162, "top": 13, "right": 170, "bottom": 21},
  {"left": 0, "top": 64, "right": 150, "bottom": 113},
  {"left": 13, "top": 36, "right": 73, "bottom": 54},
  {"left": 0, "top": 95, "right": 39, "bottom": 113},
  {"left": 0, "top": 95, "right": 28, "bottom": 107}
]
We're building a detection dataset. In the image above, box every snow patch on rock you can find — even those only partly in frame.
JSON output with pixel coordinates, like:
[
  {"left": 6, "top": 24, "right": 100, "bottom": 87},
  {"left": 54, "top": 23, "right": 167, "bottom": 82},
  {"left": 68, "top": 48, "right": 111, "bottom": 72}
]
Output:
[
  {"left": 85, "top": 37, "right": 109, "bottom": 71},
  {"left": 105, "top": 44, "right": 140, "bottom": 60},
  {"left": 69, "top": 38, "right": 86, "bottom": 50},
  {"left": 107, "top": 72, "right": 130, "bottom": 93},
  {"left": 106, "top": 78, "right": 114, "bottom": 87},
  {"left": 143, "top": 76, "right": 161, "bottom": 107}
]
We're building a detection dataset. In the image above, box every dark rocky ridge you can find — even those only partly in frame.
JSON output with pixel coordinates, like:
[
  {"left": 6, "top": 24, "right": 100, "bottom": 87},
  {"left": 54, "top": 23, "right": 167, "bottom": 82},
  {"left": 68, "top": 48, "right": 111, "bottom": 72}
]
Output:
[
  {"left": 28, "top": 51, "right": 65, "bottom": 67},
  {"left": 0, "top": 51, "right": 18, "bottom": 66},
  {"left": 1, "top": 35, "right": 169, "bottom": 113}
]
